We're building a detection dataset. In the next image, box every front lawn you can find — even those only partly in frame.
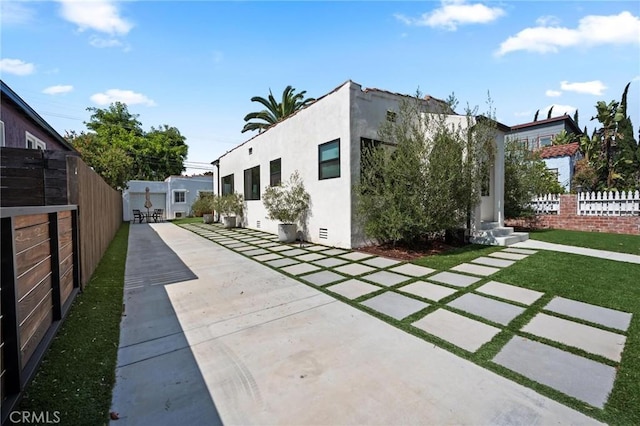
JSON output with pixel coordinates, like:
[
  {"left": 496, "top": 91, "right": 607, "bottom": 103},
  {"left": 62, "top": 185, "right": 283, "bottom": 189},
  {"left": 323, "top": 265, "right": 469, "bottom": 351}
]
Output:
[{"left": 529, "top": 229, "right": 640, "bottom": 255}]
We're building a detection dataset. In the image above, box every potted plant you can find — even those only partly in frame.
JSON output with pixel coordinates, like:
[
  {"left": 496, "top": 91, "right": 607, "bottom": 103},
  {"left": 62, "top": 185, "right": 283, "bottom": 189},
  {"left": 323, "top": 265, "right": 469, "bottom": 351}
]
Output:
[
  {"left": 191, "top": 193, "right": 216, "bottom": 224},
  {"left": 262, "top": 170, "right": 310, "bottom": 242},
  {"left": 219, "top": 192, "right": 244, "bottom": 228}
]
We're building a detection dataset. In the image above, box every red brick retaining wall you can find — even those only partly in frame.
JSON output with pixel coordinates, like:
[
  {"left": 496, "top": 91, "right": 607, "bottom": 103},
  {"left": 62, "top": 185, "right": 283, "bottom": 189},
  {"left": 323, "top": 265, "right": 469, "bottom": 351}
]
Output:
[{"left": 506, "top": 195, "right": 640, "bottom": 235}]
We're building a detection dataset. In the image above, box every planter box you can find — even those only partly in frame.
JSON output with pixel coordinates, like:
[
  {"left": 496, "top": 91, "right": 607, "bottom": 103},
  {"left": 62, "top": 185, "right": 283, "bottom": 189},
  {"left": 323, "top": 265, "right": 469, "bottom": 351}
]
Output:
[
  {"left": 222, "top": 216, "right": 236, "bottom": 228},
  {"left": 278, "top": 223, "right": 297, "bottom": 243}
]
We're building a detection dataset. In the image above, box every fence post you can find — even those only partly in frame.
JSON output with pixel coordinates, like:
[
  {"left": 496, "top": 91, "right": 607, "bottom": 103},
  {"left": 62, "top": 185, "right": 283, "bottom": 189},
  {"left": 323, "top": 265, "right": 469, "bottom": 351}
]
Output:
[{"left": 49, "top": 212, "right": 62, "bottom": 321}]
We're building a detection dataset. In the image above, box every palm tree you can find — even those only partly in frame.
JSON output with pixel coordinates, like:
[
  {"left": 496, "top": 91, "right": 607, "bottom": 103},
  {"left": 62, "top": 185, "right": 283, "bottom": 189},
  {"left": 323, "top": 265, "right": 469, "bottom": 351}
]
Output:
[{"left": 242, "top": 86, "right": 315, "bottom": 133}]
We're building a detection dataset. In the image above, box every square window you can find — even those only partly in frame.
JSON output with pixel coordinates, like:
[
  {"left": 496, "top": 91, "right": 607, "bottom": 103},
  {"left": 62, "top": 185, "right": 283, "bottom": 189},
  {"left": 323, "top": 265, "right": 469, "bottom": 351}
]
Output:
[
  {"left": 222, "top": 174, "right": 234, "bottom": 195},
  {"left": 270, "top": 158, "right": 281, "bottom": 186},
  {"left": 26, "top": 131, "right": 46, "bottom": 150},
  {"left": 244, "top": 165, "right": 260, "bottom": 200},
  {"left": 319, "top": 139, "right": 340, "bottom": 180},
  {"left": 539, "top": 136, "right": 552, "bottom": 147},
  {"left": 174, "top": 191, "right": 186, "bottom": 203}
]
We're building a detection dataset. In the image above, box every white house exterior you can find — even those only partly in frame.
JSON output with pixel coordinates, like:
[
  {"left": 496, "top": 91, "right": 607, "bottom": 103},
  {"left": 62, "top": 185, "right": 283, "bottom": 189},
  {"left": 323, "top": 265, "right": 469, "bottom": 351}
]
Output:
[
  {"left": 122, "top": 175, "right": 214, "bottom": 221},
  {"left": 214, "top": 80, "right": 506, "bottom": 248}
]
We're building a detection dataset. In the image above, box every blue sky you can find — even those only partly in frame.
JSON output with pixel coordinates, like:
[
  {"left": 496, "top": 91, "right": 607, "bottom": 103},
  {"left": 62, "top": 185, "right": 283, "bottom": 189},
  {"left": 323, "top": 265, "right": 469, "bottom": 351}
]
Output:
[{"left": 2, "top": 0, "right": 639, "bottom": 174}]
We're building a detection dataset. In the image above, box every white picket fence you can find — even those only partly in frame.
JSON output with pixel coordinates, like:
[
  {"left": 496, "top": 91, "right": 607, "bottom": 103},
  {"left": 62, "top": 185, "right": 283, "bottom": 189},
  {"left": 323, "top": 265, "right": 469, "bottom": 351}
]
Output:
[
  {"left": 577, "top": 190, "right": 640, "bottom": 216},
  {"left": 530, "top": 191, "right": 640, "bottom": 216},
  {"left": 529, "top": 194, "right": 560, "bottom": 214}
]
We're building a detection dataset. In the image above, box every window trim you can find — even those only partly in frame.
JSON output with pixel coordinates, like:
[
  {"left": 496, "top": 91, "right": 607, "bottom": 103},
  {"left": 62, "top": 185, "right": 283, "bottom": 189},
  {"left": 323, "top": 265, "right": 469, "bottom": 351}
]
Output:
[
  {"left": 270, "top": 158, "right": 282, "bottom": 186},
  {"left": 26, "top": 131, "right": 46, "bottom": 150},
  {"left": 244, "top": 165, "right": 261, "bottom": 200},
  {"left": 318, "top": 139, "right": 341, "bottom": 180},
  {"left": 538, "top": 134, "right": 553, "bottom": 148},
  {"left": 173, "top": 190, "right": 187, "bottom": 203}
]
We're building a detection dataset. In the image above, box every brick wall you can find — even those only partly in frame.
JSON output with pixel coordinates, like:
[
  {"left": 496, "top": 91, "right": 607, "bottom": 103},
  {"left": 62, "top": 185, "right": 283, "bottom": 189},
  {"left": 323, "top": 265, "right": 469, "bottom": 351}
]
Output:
[{"left": 506, "top": 194, "right": 640, "bottom": 235}]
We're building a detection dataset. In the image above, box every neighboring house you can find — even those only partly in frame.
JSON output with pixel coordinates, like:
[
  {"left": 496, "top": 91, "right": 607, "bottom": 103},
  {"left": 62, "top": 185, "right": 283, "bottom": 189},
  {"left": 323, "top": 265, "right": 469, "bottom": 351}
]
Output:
[
  {"left": 1, "top": 80, "right": 76, "bottom": 152},
  {"left": 538, "top": 142, "right": 582, "bottom": 191},
  {"left": 508, "top": 114, "right": 583, "bottom": 190},
  {"left": 122, "top": 175, "right": 214, "bottom": 221},
  {"left": 213, "top": 80, "right": 508, "bottom": 249}
]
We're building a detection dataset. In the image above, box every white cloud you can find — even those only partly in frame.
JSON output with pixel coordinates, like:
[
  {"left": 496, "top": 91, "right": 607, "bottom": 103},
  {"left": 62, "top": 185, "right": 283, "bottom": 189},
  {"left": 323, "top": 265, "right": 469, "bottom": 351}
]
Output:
[
  {"left": 395, "top": 0, "right": 505, "bottom": 31},
  {"left": 545, "top": 89, "right": 562, "bottom": 97},
  {"left": 57, "top": 0, "right": 133, "bottom": 35},
  {"left": 497, "top": 11, "right": 640, "bottom": 56},
  {"left": 541, "top": 104, "right": 577, "bottom": 118},
  {"left": 514, "top": 110, "right": 532, "bottom": 117},
  {"left": 43, "top": 85, "right": 74, "bottom": 95},
  {"left": 0, "top": 58, "right": 35, "bottom": 75},
  {"left": 560, "top": 80, "right": 606, "bottom": 95},
  {"left": 631, "top": 75, "right": 640, "bottom": 82},
  {"left": 89, "top": 36, "right": 123, "bottom": 48},
  {"left": 1, "top": 1, "right": 35, "bottom": 26},
  {"left": 536, "top": 15, "right": 560, "bottom": 26},
  {"left": 90, "top": 89, "right": 156, "bottom": 107}
]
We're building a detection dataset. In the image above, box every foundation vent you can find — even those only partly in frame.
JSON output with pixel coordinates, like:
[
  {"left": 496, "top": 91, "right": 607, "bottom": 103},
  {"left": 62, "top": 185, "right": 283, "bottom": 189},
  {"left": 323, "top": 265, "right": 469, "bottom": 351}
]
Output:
[
  {"left": 256, "top": 220, "right": 261, "bottom": 228},
  {"left": 319, "top": 228, "right": 328, "bottom": 239}
]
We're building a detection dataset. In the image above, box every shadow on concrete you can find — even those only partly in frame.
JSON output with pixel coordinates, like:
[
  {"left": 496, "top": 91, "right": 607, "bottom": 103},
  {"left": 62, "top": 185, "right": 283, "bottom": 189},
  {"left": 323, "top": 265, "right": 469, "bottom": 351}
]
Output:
[{"left": 110, "top": 224, "right": 223, "bottom": 425}]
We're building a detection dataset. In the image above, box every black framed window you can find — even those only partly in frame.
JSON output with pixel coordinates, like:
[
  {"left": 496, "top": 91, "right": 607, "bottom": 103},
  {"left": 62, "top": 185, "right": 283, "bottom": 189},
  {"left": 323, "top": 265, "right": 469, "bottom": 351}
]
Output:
[
  {"left": 244, "top": 165, "right": 260, "bottom": 200},
  {"left": 319, "top": 139, "right": 340, "bottom": 180},
  {"left": 221, "top": 174, "right": 234, "bottom": 195},
  {"left": 270, "top": 158, "right": 282, "bottom": 186}
]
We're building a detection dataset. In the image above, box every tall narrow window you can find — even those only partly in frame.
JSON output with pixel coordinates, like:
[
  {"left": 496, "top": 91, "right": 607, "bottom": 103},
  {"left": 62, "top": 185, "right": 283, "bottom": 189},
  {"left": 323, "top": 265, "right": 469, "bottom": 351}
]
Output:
[
  {"left": 244, "top": 165, "right": 260, "bottom": 200},
  {"left": 319, "top": 139, "right": 340, "bottom": 180},
  {"left": 222, "top": 174, "right": 234, "bottom": 195},
  {"left": 270, "top": 158, "right": 281, "bottom": 186}
]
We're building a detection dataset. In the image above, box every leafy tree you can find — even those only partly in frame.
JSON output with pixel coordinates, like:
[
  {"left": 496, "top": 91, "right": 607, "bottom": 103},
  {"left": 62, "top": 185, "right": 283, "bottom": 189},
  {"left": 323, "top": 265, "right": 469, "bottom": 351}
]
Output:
[
  {"left": 355, "top": 94, "right": 495, "bottom": 246},
  {"left": 504, "top": 139, "right": 565, "bottom": 218},
  {"left": 615, "top": 82, "right": 640, "bottom": 189},
  {"left": 552, "top": 129, "right": 576, "bottom": 145},
  {"left": 242, "top": 86, "right": 315, "bottom": 133},
  {"left": 68, "top": 102, "right": 188, "bottom": 189}
]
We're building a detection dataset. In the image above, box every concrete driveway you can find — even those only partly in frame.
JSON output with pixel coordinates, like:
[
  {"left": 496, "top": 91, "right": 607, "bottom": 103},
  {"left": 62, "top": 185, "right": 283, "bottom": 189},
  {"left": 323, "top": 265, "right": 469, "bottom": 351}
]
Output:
[{"left": 110, "top": 223, "right": 600, "bottom": 425}]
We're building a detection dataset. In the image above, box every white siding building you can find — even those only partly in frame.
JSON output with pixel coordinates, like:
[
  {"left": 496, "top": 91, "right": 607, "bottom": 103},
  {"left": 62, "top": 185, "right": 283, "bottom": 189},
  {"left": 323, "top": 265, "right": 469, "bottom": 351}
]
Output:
[
  {"left": 122, "top": 175, "right": 214, "bottom": 221},
  {"left": 214, "top": 81, "right": 506, "bottom": 248}
]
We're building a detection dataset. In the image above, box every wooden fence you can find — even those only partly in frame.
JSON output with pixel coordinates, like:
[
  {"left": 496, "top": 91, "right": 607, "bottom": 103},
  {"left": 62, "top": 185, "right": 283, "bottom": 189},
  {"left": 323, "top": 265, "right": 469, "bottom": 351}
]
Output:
[
  {"left": 0, "top": 148, "right": 122, "bottom": 422},
  {"left": 1, "top": 206, "right": 80, "bottom": 422}
]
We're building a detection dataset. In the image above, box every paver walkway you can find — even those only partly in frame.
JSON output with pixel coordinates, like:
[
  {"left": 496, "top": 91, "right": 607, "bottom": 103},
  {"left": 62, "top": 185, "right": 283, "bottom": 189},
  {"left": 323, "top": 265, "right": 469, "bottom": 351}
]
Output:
[
  {"left": 512, "top": 239, "right": 640, "bottom": 264},
  {"left": 178, "top": 223, "right": 634, "bottom": 413},
  {"left": 111, "top": 223, "right": 603, "bottom": 425}
]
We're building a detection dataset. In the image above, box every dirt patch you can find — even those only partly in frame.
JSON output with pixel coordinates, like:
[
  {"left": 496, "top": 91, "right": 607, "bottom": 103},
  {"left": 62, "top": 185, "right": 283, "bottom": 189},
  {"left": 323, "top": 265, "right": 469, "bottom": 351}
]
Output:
[{"left": 356, "top": 240, "right": 459, "bottom": 261}]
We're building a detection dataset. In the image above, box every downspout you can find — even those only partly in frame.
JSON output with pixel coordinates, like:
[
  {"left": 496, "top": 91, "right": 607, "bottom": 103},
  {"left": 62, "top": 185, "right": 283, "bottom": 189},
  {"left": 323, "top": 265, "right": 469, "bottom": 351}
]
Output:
[{"left": 212, "top": 159, "right": 220, "bottom": 221}]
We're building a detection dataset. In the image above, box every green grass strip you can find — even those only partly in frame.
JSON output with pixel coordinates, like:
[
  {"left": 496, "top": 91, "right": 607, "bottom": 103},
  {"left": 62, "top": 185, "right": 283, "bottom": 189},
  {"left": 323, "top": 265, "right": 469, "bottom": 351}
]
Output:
[
  {"left": 529, "top": 229, "right": 640, "bottom": 255},
  {"left": 19, "top": 223, "right": 129, "bottom": 425}
]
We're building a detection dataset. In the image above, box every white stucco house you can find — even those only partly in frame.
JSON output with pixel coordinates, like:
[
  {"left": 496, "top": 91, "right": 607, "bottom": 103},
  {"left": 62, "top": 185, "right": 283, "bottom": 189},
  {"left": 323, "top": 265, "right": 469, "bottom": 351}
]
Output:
[
  {"left": 122, "top": 175, "right": 214, "bottom": 221},
  {"left": 213, "top": 80, "right": 512, "bottom": 248}
]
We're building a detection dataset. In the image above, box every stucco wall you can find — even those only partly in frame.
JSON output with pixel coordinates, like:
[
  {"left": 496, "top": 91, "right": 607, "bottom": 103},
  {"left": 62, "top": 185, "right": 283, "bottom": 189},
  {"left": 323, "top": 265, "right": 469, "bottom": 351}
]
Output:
[
  {"left": 543, "top": 156, "right": 571, "bottom": 190},
  {"left": 218, "top": 82, "right": 354, "bottom": 247}
]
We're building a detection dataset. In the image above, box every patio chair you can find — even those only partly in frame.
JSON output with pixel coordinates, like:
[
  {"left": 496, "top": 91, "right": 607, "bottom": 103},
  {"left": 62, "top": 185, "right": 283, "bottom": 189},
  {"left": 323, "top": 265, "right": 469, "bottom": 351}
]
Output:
[
  {"left": 132, "top": 209, "right": 144, "bottom": 223},
  {"left": 152, "top": 208, "right": 164, "bottom": 222}
]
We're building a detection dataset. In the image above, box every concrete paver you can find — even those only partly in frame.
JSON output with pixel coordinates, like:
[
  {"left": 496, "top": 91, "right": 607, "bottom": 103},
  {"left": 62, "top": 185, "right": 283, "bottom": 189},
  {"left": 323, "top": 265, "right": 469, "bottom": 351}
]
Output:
[
  {"left": 544, "top": 297, "right": 632, "bottom": 331},
  {"left": 304, "top": 245, "right": 330, "bottom": 252},
  {"left": 321, "top": 248, "right": 348, "bottom": 255},
  {"left": 502, "top": 248, "right": 538, "bottom": 255},
  {"left": 451, "top": 263, "right": 500, "bottom": 276},
  {"left": 334, "top": 263, "right": 377, "bottom": 276},
  {"left": 281, "top": 263, "right": 321, "bottom": 276},
  {"left": 489, "top": 251, "right": 528, "bottom": 261},
  {"left": 326, "top": 279, "right": 381, "bottom": 299},
  {"left": 268, "top": 245, "right": 298, "bottom": 252},
  {"left": 301, "top": 270, "right": 346, "bottom": 286},
  {"left": 398, "top": 281, "right": 458, "bottom": 301},
  {"left": 253, "top": 253, "right": 283, "bottom": 262},
  {"left": 312, "top": 257, "right": 349, "bottom": 268},
  {"left": 448, "top": 293, "right": 525, "bottom": 325},
  {"left": 471, "top": 256, "right": 515, "bottom": 268},
  {"left": 412, "top": 309, "right": 501, "bottom": 352},
  {"left": 476, "top": 281, "right": 544, "bottom": 305},
  {"left": 244, "top": 248, "right": 270, "bottom": 256},
  {"left": 494, "top": 337, "right": 616, "bottom": 408},
  {"left": 279, "top": 248, "right": 309, "bottom": 257},
  {"left": 428, "top": 271, "right": 481, "bottom": 287},
  {"left": 522, "top": 313, "right": 626, "bottom": 361},
  {"left": 295, "top": 253, "right": 327, "bottom": 262},
  {"left": 362, "top": 256, "right": 401, "bottom": 268},
  {"left": 236, "top": 245, "right": 260, "bottom": 252},
  {"left": 361, "top": 292, "right": 429, "bottom": 320},
  {"left": 389, "top": 264, "right": 436, "bottom": 277},
  {"left": 339, "top": 252, "right": 374, "bottom": 261},
  {"left": 361, "top": 270, "right": 411, "bottom": 287},
  {"left": 265, "top": 258, "right": 299, "bottom": 268}
]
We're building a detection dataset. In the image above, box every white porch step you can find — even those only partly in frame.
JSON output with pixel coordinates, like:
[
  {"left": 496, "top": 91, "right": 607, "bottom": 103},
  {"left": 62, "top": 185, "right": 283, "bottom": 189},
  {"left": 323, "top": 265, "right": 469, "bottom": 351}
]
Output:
[
  {"left": 495, "top": 232, "right": 529, "bottom": 246},
  {"left": 471, "top": 222, "right": 529, "bottom": 246}
]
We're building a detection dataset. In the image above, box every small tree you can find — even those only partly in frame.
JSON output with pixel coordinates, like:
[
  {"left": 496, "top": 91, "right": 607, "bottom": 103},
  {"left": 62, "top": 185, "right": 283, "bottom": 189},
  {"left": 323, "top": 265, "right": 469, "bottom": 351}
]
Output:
[
  {"left": 219, "top": 193, "right": 244, "bottom": 217},
  {"left": 262, "top": 171, "right": 310, "bottom": 224}
]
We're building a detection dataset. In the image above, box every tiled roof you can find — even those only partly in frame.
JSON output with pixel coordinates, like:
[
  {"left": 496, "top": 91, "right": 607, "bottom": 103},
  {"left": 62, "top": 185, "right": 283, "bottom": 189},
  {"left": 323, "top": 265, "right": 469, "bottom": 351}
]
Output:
[{"left": 538, "top": 142, "right": 580, "bottom": 159}]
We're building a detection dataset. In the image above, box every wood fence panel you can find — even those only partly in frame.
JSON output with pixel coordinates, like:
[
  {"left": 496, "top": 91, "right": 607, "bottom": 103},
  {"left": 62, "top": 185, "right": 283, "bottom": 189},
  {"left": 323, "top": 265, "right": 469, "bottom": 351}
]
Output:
[
  {"left": 68, "top": 156, "right": 122, "bottom": 288},
  {"left": 16, "top": 259, "right": 51, "bottom": 302}
]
